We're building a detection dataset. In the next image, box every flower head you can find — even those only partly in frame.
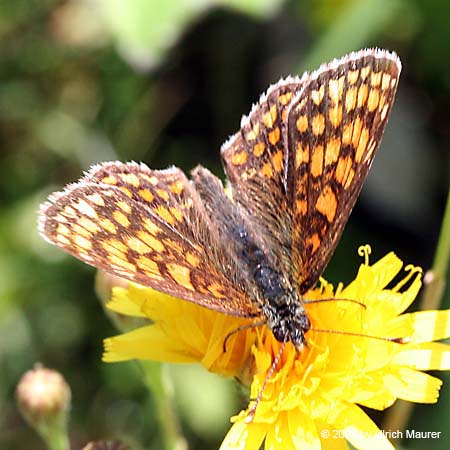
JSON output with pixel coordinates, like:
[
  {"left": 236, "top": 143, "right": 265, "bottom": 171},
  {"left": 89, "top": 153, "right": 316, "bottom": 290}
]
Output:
[{"left": 103, "top": 247, "right": 450, "bottom": 450}]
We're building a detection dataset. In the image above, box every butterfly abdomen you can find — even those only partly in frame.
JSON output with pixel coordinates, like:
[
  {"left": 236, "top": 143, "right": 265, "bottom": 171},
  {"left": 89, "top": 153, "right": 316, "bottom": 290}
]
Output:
[
  {"left": 232, "top": 224, "right": 285, "bottom": 300},
  {"left": 231, "top": 220, "right": 311, "bottom": 347}
]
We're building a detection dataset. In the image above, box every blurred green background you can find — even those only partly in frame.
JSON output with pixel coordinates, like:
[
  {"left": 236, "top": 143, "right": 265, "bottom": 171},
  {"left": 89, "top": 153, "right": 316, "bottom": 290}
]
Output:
[{"left": 1, "top": 0, "right": 449, "bottom": 449}]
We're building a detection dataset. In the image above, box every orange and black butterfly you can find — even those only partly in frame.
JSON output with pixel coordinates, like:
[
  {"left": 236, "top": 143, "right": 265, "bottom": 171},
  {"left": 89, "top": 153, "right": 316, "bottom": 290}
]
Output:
[{"left": 39, "top": 48, "right": 401, "bottom": 348}]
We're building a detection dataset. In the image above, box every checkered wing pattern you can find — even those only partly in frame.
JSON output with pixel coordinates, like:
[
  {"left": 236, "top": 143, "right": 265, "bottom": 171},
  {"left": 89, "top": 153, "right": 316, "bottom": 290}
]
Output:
[
  {"left": 222, "top": 49, "right": 401, "bottom": 293},
  {"left": 288, "top": 50, "right": 401, "bottom": 292},
  {"left": 39, "top": 162, "right": 258, "bottom": 317}
]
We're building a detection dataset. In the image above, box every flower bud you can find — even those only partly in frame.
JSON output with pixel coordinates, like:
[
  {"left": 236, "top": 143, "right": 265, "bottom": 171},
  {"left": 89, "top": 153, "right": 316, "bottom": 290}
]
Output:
[{"left": 16, "top": 364, "right": 71, "bottom": 449}]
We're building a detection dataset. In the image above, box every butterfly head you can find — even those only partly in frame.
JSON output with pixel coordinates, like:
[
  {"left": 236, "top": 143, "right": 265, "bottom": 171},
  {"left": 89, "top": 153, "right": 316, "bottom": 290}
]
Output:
[{"left": 263, "top": 291, "right": 311, "bottom": 349}]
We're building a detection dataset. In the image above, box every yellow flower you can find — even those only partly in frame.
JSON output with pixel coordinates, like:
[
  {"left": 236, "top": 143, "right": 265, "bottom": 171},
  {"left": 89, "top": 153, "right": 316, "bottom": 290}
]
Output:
[{"left": 103, "top": 247, "right": 450, "bottom": 450}]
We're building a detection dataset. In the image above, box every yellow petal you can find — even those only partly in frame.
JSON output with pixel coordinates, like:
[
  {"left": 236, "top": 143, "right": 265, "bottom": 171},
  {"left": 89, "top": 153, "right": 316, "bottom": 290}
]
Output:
[
  {"left": 139, "top": 287, "right": 193, "bottom": 322},
  {"left": 392, "top": 342, "right": 450, "bottom": 370},
  {"left": 103, "top": 325, "right": 200, "bottom": 363},
  {"left": 408, "top": 310, "right": 450, "bottom": 342},
  {"left": 107, "top": 286, "right": 147, "bottom": 317},
  {"left": 202, "top": 317, "right": 256, "bottom": 376},
  {"left": 389, "top": 267, "right": 422, "bottom": 314},
  {"left": 350, "top": 376, "right": 397, "bottom": 410},
  {"left": 287, "top": 411, "right": 322, "bottom": 450},
  {"left": 331, "top": 403, "right": 395, "bottom": 450},
  {"left": 265, "top": 413, "right": 297, "bottom": 450},
  {"left": 317, "top": 421, "right": 351, "bottom": 450},
  {"left": 320, "top": 433, "right": 350, "bottom": 450},
  {"left": 367, "top": 291, "right": 404, "bottom": 319},
  {"left": 383, "top": 366, "right": 442, "bottom": 403},
  {"left": 370, "top": 315, "right": 414, "bottom": 342},
  {"left": 343, "top": 251, "right": 402, "bottom": 300},
  {"left": 369, "top": 251, "right": 403, "bottom": 289},
  {"left": 220, "top": 420, "right": 266, "bottom": 450}
]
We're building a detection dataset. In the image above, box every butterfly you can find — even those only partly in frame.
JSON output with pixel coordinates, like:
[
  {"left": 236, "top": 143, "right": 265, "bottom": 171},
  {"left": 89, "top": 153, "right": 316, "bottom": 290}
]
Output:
[{"left": 39, "top": 48, "right": 401, "bottom": 349}]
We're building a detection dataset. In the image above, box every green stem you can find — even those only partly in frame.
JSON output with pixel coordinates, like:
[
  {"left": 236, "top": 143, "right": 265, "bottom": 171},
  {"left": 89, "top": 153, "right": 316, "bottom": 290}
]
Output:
[
  {"left": 382, "top": 183, "right": 450, "bottom": 436},
  {"left": 421, "top": 184, "right": 450, "bottom": 310},
  {"left": 37, "top": 417, "right": 70, "bottom": 450},
  {"left": 139, "top": 361, "right": 188, "bottom": 450}
]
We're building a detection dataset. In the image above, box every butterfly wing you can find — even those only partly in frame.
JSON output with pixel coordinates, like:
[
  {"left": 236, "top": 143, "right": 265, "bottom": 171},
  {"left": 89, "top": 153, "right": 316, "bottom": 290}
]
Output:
[
  {"left": 39, "top": 162, "right": 259, "bottom": 317},
  {"left": 221, "top": 49, "right": 401, "bottom": 292},
  {"left": 287, "top": 49, "right": 401, "bottom": 293}
]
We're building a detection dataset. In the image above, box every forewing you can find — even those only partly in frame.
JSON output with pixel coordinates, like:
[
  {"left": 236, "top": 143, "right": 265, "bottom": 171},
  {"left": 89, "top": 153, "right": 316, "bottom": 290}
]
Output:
[
  {"left": 39, "top": 162, "right": 259, "bottom": 317},
  {"left": 287, "top": 49, "right": 401, "bottom": 293},
  {"left": 221, "top": 78, "right": 305, "bottom": 269}
]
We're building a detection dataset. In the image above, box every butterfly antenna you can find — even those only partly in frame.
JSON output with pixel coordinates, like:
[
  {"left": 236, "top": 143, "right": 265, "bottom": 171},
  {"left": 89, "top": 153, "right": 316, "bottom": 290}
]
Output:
[
  {"left": 311, "top": 327, "right": 409, "bottom": 344},
  {"left": 245, "top": 339, "right": 287, "bottom": 423},
  {"left": 304, "top": 297, "right": 366, "bottom": 309}
]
